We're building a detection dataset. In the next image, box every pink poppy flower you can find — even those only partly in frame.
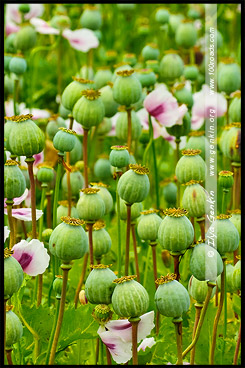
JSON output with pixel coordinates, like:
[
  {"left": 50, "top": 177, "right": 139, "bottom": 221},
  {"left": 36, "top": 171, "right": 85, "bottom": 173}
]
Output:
[
  {"left": 4, "top": 189, "right": 43, "bottom": 221},
  {"left": 97, "top": 311, "right": 155, "bottom": 364},
  {"left": 12, "top": 239, "right": 50, "bottom": 276},
  {"left": 30, "top": 18, "right": 99, "bottom": 52},
  {"left": 4, "top": 100, "right": 50, "bottom": 120},
  {"left": 137, "top": 108, "right": 164, "bottom": 139},
  {"left": 144, "top": 86, "right": 180, "bottom": 128},
  {"left": 5, "top": 22, "right": 20, "bottom": 36},
  {"left": 6, "top": 4, "right": 44, "bottom": 24},
  {"left": 191, "top": 84, "right": 227, "bottom": 130}
]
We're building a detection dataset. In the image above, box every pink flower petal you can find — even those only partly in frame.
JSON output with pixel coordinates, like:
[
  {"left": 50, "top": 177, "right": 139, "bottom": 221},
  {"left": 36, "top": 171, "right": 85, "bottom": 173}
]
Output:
[
  {"left": 24, "top": 4, "right": 44, "bottom": 20},
  {"left": 175, "top": 104, "right": 188, "bottom": 126},
  {"left": 6, "top": 21, "right": 20, "bottom": 36},
  {"left": 4, "top": 208, "right": 43, "bottom": 221},
  {"left": 12, "top": 239, "right": 50, "bottom": 276},
  {"left": 33, "top": 152, "right": 44, "bottom": 167},
  {"left": 21, "top": 107, "right": 51, "bottom": 120},
  {"left": 137, "top": 337, "right": 156, "bottom": 352},
  {"left": 66, "top": 119, "right": 84, "bottom": 135},
  {"left": 4, "top": 188, "right": 29, "bottom": 208},
  {"left": 62, "top": 28, "right": 99, "bottom": 52},
  {"left": 30, "top": 17, "right": 59, "bottom": 35},
  {"left": 137, "top": 108, "right": 165, "bottom": 139}
]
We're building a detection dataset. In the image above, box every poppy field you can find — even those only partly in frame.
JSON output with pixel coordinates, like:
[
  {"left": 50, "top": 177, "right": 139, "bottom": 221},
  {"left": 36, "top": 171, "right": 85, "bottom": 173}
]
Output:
[{"left": 3, "top": 3, "right": 241, "bottom": 366}]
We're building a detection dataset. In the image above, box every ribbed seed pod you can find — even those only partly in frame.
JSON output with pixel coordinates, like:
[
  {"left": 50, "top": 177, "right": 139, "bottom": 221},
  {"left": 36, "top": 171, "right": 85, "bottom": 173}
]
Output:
[
  {"left": 61, "top": 168, "right": 84, "bottom": 197},
  {"left": 217, "top": 263, "right": 237, "bottom": 293},
  {"left": 91, "top": 221, "right": 112, "bottom": 260},
  {"left": 112, "top": 275, "right": 149, "bottom": 318},
  {"left": 100, "top": 84, "right": 119, "bottom": 118},
  {"left": 53, "top": 127, "right": 76, "bottom": 153},
  {"left": 158, "top": 208, "right": 194, "bottom": 253},
  {"left": 4, "top": 250, "right": 24, "bottom": 299},
  {"left": 137, "top": 210, "right": 162, "bottom": 241},
  {"left": 115, "top": 108, "right": 142, "bottom": 142},
  {"left": 228, "top": 210, "right": 241, "bottom": 238},
  {"left": 85, "top": 264, "right": 117, "bottom": 304},
  {"left": 175, "top": 22, "right": 197, "bottom": 49},
  {"left": 116, "top": 199, "right": 143, "bottom": 221},
  {"left": 159, "top": 52, "right": 184, "bottom": 81},
  {"left": 175, "top": 149, "right": 206, "bottom": 184},
  {"left": 46, "top": 116, "right": 67, "bottom": 140},
  {"left": 90, "top": 182, "right": 113, "bottom": 215},
  {"left": 188, "top": 275, "right": 216, "bottom": 304},
  {"left": 109, "top": 145, "right": 130, "bottom": 168},
  {"left": 173, "top": 84, "right": 193, "bottom": 109},
  {"left": 113, "top": 69, "right": 142, "bottom": 107},
  {"left": 185, "top": 131, "right": 209, "bottom": 160},
  {"left": 94, "top": 158, "right": 112, "bottom": 181},
  {"left": 4, "top": 160, "right": 26, "bottom": 200},
  {"left": 228, "top": 91, "right": 241, "bottom": 123},
  {"left": 232, "top": 259, "right": 241, "bottom": 291},
  {"left": 37, "top": 164, "right": 54, "bottom": 184},
  {"left": 77, "top": 188, "right": 105, "bottom": 222},
  {"left": 220, "top": 123, "right": 241, "bottom": 163},
  {"left": 189, "top": 242, "right": 223, "bottom": 282},
  {"left": 64, "top": 135, "right": 83, "bottom": 165},
  {"left": 6, "top": 307, "right": 23, "bottom": 349},
  {"left": 182, "top": 180, "right": 207, "bottom": 218},
  {"left": 61, "top": 76, "right": 94, "bottom": 111},
  {"left": 57, "top": 201, "right": 79, "bottom": 225},
  {"left": 155, "top": 274, "right": 190, "bottom": 318},
  {"left": 94, "top": 67, "right": 113, "bottom": 89}
]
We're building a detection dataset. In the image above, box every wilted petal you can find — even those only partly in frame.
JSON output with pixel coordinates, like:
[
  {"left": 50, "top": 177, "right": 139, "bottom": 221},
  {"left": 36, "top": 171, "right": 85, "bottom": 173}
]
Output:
[
  {"left": 12, "top": 239, "right": 50, "bottom": 276},
  {"left": 62, "top": 28, "right": 99, "bottom": 52},
  {"left": 137, "top": 337, "right": 156, "bottom": 352},
  {"left": 30, "top": 17, "right": 59, "bottom": 35},
  {"left": 8, "top": 208, "right": 43, "bottom": 221},
  {"left": 144, "top": 87, "right": 180, "bottom": 127},
  {"left": 4, "top": 226, "right": 10, "bottom": 242},
  {"left": 97, "top": 325, "right": 132, "bottom": 364}
]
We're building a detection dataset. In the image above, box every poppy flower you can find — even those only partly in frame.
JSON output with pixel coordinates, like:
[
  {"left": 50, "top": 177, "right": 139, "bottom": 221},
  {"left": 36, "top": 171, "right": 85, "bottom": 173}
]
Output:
[{"left": 4, "top": 189, "right": 43, "bottom": 221}]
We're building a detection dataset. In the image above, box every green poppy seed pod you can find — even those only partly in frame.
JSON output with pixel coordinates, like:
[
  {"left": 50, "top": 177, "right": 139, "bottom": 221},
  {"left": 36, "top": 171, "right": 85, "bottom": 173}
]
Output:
[
  {"left": 184, "top": 65, "right": 199, "bottom": 81},
  {"left": 123, "top": 53, "right": 137, "bottom": 66},
  {"left": 117, "top": 164, "right": 150, "bottom": 204},
  {"left": 232, "top": 259, "right": 241, "bottom": 291},
  {"left": 217, "top": 62, "right": 241, "bottom": 95},
  {"left": 159, "top": 53, "right": 184, "bottom": 82},
  {"left": 228, "top": 91, "right": 241, "bottom": 123},
  {"left": 85, "top": 264, "right": 117, "bottom": 304},
  {"left": 109, "top": 145, "right": 130, "bottom": 168},
  {"left": 100, "top": 84, "right": 119, "bottom": 118},
  {"left": 141, "top": 43, "right": 160, "bottom": 61},
  {"left": 9, "top": 56, "right": 27, "bottom": 75},
  {"left": 136, "top": 69, "right": 157, "bottom": 88},
  {"left": 59, "top": 103, "right": 71, "bottom": 119},
  {"left": 139, "top": 129, "right": 150, "bottom": 144},
  {"left": 115, "top": 108, "right": 142, "bottom": 142},
  {"left": 158, "top": 208, "right": 194, "bottom": 253},
  {"left": 80, "top": 6, "right": 102, "bottom": 30},
  {"left": 53, "top": 127, "right": 76, "bottom": 154},
  {"left": 188, "top": 275, "right": 216, "bottom": 304},
  {"left": 97, "top": 118, "right": 112, "bottom": 136},
  {"left": 6, "top": 307, "right": 23, "bottom": 349},
  {"left": 182, "top": 180, "right": 207, "bottom": 218},
  {"left": 77, "top": 188, "right": 105, "bottom": 222},
  {"left": 163, "top": 182, "right": 177, "bottom": 206},
  {"left": 113, "top": 69, "right": 142, "bottom": 107},
  {"left": 137, "top": 210, "right": 162, "bottom": 241},
  {"left": 94, "top": 67, "right": 113, "bottom": 89},
  {"left": 94, "top": 158, "right": 112, "bottom": 181},
  {"left": 14, "top": 25, "right": 37, "bottom": 52},
  {"left": 80, "top": 65, "right": 94, "bottom": 80},
  {"left": 50, "top": 15, "right": 71, "bottom": 31},
  {"left": 155, "top": 8, "right": 169, "bottom": 24},
  {"left": 175, "top": 22, "right": 197, "bottom": 49},
  {"left": 218, "top": 171, "right": 234, "bottom": 189},
  {"left": 37, "top": 164, "right": 54, "bottom": 184},
  {"left": 4, "top": 250, "right": 24, "bottom": 299},
  {"left": 187, "top": 8, "right": 202, "bottom": 20},
  {"left": 229, "top": 210, "right": 241, "bottom": 238},
  {"left": 206, "top": 215, "right": 239, "bottom": 256},
  {"left": 112, "top": 62, "right": 132, "bottom": 82},
  {"left": 173, "top": 84, "right": 193, "bottom": 109},
  {"left": 116, "top": 199, "right": 143, "bottom": 221},
  {"left": 90, "top": 183, "right": 113, "bottom": 215},
  {"left": 92, "top": 304, "right": 113, "bottom": 324},
  {"left": 49, "top": 217, "right": 88, "bottom": 262},
  {"left": 73, "top": 89, "right": 105, "bottom": 130},
  {"left": 91, "top": 221, "right": 112, "bottom": 260},
  {"left": 61, "top": 168, "right": 84, "bottom": 198},
  {"left": 185, "top": 131, "right": 209, "bottom": 160},
  {"left": 220, "top": 123, "right": 241, "bottom": 163},
  {"left": 61, "top": 76, "right": 94, "bottom": 111},
  {"left": 18, "top": 3, "right": 30, "bottom": 13},
  {"left": 112, "top": 275, "right": 149, "bottom": 318},
  {"left": 53, "top": 275, "right": 69, "bottom": 299},
  {"left": 7, "top": 114, "right": 45, "bottom": 157},
  {"left": 4, "top": 160, "right": 26, "bottom": 200},
  {"left": 189, "top": 242, "right": 223, "bottom": 282},
  {"left": 42, "top": 228, "right": 53, "bottom": 242},
  {"left": 46, "top": 116, "right": 67, "bottom": 140},
  {"left": 166, "top": 111, "right": 191, "bottom": 138},
  {"left": 5, "top": 33, "right": 17, "bottom": 54},
  {"left": 146, "top": 61, "right": 159, "bottom": 75},
  {"left": 64, "top": 135, "right": 83, "bottom": 165},
  {"left": 217, "top": 263, "right": 236, "bottom": 293},
  {"left": 155, "top": 274, "right": 190, "bottom": 318},
  {"left": 57, "top": 201, "right": 79, "bottom": 225},
  {"left": 175, "top": 149, "right": 207, "bottom": 184}
]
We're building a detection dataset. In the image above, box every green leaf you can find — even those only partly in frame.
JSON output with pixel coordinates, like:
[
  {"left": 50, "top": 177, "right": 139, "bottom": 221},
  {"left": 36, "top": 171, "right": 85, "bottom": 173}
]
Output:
[{"left": 232, "top": 293, "right": 241, "bottom": 317}]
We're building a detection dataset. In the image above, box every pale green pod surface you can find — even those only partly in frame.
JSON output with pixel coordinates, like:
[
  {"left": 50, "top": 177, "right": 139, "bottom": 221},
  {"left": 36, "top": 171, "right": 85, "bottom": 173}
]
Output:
[
  {"left": 155, "top": 280, "right": 190, "bottom": 318},
  {"left": 72, "top": 96, "right": 105, "bottom": 129},
  {"left": 229, "top": 96, "right": 241, "bottom": 123},
  {"left": 85, "top": 267, "right": 117, "bottom": 304},
  {"left": 159, "top": 53, "right": 184, "bottom": 81},
  {"left": 232, "top": 260, "right": 241, "bottom": 291},
  {"left": 189, "top": 243, "right": 223, "bottom": 282},
  {"left": 64, "top": 135, "right": 83, "bottom": 165},
  {"left": 94, "top": 158, "right": 112, "bottom": 181},
  {"left": 188, "top": 275, "right": 216, "bottom": 304},
  {"left": 4, "top": 162, "right": 26, "bottom": 200},
  {"left": 4, "top": 256, "right": 24, "bottom": 299},
  {"left": 49, "top": 220, "right": 88, "bottom": 261},
  {"left": 113, "top": 73, "right": 142, "bottom": 107},
  {"left": 217, "top": 263, "right": 237, "bottom": 293},
  {"left": 94, "top": 69, "right": 113, "bottom": 89},
  {"left": 229, "top": 213, "right": 241, "bottom": 239},
  {"left": 112, "top": 279, "right": 149, "bottom": 318},
  {"left": 185, "top": 135, "right": 209, "bottom": 160},
  {"left": 115, "top": 110, "right": 142, "bottom": 142},
  {"left": 158, "top": 215, "right": 194, "bottom": 253},
  {"left": 4, "top": 121, "right": 16, "bottom": 152},
  {"left": 137, "top": 212, "right": 162, "bottom": 241},
  {"left": 116, "top": 199, "right": 143, "bottom": 221},
  {"left": 53, "top": 128, "right": 76, "bottom": 153},
  {"left": 221, "top": 126, "right": 241, "bottom": 162},
  {"left": 61, "top": 80, "right": 91, "bottom": 111},
  {"left": 175, "top": 154, "right": 206, "bottom": 184},
  {"left": 175, "top": 22, "right": 197, "bottom": 49},
  {"left": 77, "top": 191, "right": 105, "bottom": 222},
  {"left": 182, "top": 183, "right": 207, "bottom": 218},
  {"left": 217, "top": 62, "right": 241, "bottom": 95},
  {"left": 206, "top": 218, "right": 239, "bottom": 255},
  {"left": 117, "top": 167, "right": 150, "bottom": 204},
  {"left": 92, "top": 228, "right": 112, "bottom": 260},
  {"left": 97, "top": 118, "right": 113, "bottom": 135},
  {"left": 61, "top": 170, "right": 84, "bottom": 197},
  {"left": 92, "top": 185, "right": 113, "bottom": 215},
  {"left": 109, "top": 147, "right": 130, "bottom": 168},
  {"left": 57, "top": 203, "right": 79, "bottom": 225},
  {"left": 6, "top": 310, "right": 23, "bottom": 348},
  {"left": 14, "top": 25, "right": 37, "bottom": 51},
  {"left": 100, "top": 85, "right": 119, "bottom": 118},
  {"left": 112, "top": 64, "right": 132, "bottom": 83}
]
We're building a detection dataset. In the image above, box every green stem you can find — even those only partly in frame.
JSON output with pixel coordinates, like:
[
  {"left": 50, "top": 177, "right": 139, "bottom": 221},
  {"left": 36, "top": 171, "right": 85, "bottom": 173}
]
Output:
[
  {"left": 233, "top": 321, "right": 241, "bottom": 365},
  {"left": 182, "top": 282, "right": 216, "bottom": 359},
  {"left": 116, "top": 176, "right": 122, "bottom": 278},
  {"left": 149, "top": 114, "right": 160, "bottom": 209},
  {"left": 88, "top": 223, "right": 94, "bottom": 265},
  {"left": 26, "top": 157, "right": 37, "bottom": 239},
  {"left": 45, "top": 298, "right": 61, "bottom": 365},
  {"left": 143, "top": 245, "right": 151, "bottom": 289},
  {"left": 175, "top": 138, "right": 181, "bottom": 207},
  {"left": 13, "top": 78, "right": 19, "bottom": 115},
  {"left": 124, "top": 204, "right": 131, "bottom": 276},
  {"left": 173, "top": 318, "right": 183, "bottom": 365},
  {"left": 221, "top": 189, "right": 229, "bottom": 214},
  {"left": 190, "top": 304, "right": 203, "bottom": 365},
  {"left": 209, "top": 258, "right": 226, "bottom": 365},
  {"left": 6, "top": 200, "right": 14, "bottom": 249},
  {"left": 48, "top": 263, "right": 71, "bottom": 365},
  {"left": 127, "top": 107, "right": 132, "bottom": 154},
  {"left": 74, "top": 253, "right": 89, "bottom": 309},
  {"left": 52, "top": 154, "right": 63, "bottom": 229},
  {"left": 83, "top": 129, "right": 89, "bottom": 188},
  {"left": 38, "top": 184, "right": 47, "bottom": 241},
  {"left": 100, "top": 337, "right": 104, "bottom": 365},
  {"left": 131, "top": 224, "right": 140, "bottom": 282},
  {"left": 47, "top": 254, "right": 56, "bottom": 307},
  {"left": 95, "top": 337, "right": 100, "bottom": 365},
  {"left": 221, "top": 264, "right": 227, "bottom": 365}
]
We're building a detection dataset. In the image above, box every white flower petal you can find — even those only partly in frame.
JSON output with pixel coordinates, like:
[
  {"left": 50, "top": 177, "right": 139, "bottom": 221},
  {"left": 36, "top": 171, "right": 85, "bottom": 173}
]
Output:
[
  {"left": 105, "top": 319, "right": 133, "bottom": 343},
  {"left": 137, "top": 337, "right": 156, "bottom": 352},
  {"left": 137, "top": 311, "right": 155, "bottom": 343},
  {"left": 11, "top": 208, "right": 43, "bottom": 221},
  {"left": 62, "top": 28, "right": 99, "bottom": 52},
  {"left": 4, "top": 226, "right": 10, "bottom": 242}
]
